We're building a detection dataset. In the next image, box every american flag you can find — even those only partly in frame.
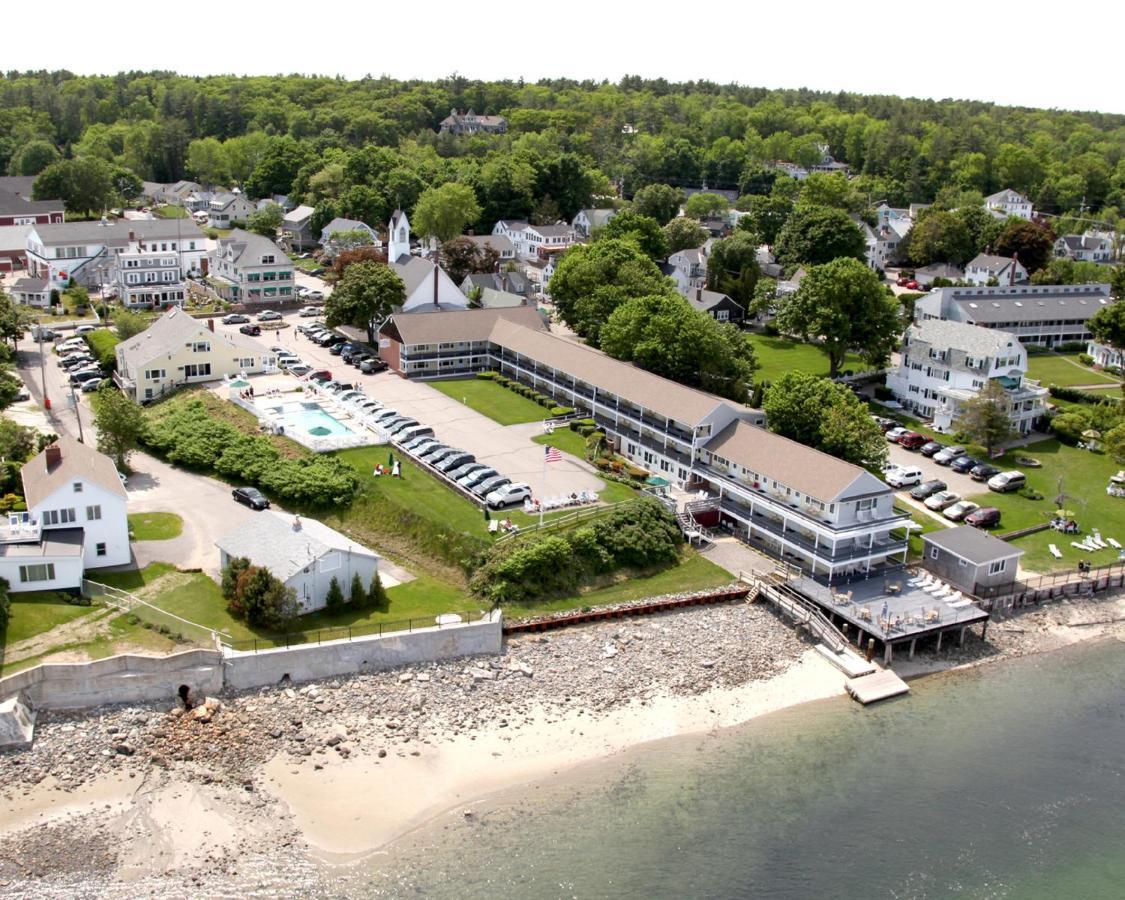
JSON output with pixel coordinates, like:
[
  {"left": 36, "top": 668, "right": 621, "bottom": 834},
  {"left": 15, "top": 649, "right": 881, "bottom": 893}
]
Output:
[{"left": 544, "top": 445, "right": 562, "bottom": 464}]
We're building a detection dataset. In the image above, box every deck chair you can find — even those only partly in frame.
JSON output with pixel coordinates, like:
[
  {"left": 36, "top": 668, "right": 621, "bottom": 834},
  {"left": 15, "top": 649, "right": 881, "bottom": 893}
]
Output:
[
  {"left": 1109, "top": 538, "right": 1122, "bottom": 549},
  {"left": 1049, "top": 544, "right": 1063, "bottom": 559},
  {"left": 488, "top": 519, "right": 499, "bottom": 534}
]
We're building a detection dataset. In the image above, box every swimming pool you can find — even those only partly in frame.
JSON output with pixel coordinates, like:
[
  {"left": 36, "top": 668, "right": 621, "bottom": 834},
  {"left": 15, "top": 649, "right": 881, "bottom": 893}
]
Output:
[{"left": 264, "top": 401, "right": 357, "bottom": 439}]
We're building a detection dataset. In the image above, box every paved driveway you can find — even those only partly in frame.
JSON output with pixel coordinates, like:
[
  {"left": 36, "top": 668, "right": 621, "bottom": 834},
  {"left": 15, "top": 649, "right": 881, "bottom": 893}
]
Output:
[{"left": 886, "top": 440, "right": 1001, "bottom": 514}]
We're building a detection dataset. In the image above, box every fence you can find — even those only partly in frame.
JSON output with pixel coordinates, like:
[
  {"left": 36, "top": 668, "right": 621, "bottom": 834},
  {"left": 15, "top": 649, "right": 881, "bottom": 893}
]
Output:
[
  {"left": 82, "top": 579, "right": 228, "bottom": 648},
  {"left": 222, "top": 609, "right": 488, "bottom": 653},
  {"left": 494, "top": 498, "right": 639, "bottom": 544},
  {"left": 975, "top": 559, "right": 1125, "bottom": 612}
]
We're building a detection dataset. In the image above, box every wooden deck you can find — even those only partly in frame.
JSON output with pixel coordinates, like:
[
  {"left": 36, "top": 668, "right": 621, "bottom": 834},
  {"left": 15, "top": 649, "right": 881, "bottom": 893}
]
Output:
[{"left": 846, "top": 669, "right": 910, "bottom": 705}]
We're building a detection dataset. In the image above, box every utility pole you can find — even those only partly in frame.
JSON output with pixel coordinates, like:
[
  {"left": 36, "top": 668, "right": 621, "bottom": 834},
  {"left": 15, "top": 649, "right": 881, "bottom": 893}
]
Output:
[{"left": 70, "top": 378, "right": 85, "bottom": 444}]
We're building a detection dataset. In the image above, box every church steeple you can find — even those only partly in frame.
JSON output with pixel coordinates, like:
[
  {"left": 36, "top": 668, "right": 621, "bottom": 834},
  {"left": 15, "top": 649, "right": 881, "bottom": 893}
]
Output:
[{"left": 388, "top": 209, "right": 411, "bottom": 263}]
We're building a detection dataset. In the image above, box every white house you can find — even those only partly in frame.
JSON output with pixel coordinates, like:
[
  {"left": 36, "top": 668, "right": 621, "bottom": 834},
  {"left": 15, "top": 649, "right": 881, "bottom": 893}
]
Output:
[
  {"left": 964, "top": 253, "right": 1028, "bottom": 286},
  {"left": 110, "top": 229, "right": 202, "bottom": 310},
  {"left": 458, "top": 233, "right": 516, "bottom": 261},
  {"left": 214, "top": 511, "right": 381, "bottom": 614},
  {"left": 667, "top": 246, "right": 708, "bottom": 294},
  {"left": 571, "top": 208, "right": 617, "bottom": 238},
  {"left": 393, "top": 256, "right": 467, "bottom": 312},
  {"left": 319, "top": 217, "right": 380, "bottom": 254},
  {"left": 210, "top": 230, "right": 296, "bottom": 304},
  {"left": 282, "top": 204, "right": 316, "bottom": 251},
  {"left": 1054, "top": 234, "right": 1112, "bottom": 263},
  {"left": 1086, "top": 340, "right": 1124, "bottom": 370},
  {"left": 115, "top": 307, "right": 277, "bottom": 402},
  {"left": 984, "top": 189, "right": 1033, "bottom": 221},
  {"left": 0, "top": 436, "right": 130, "bottom": 592},
  {"left": 886, "top": 319, "right": 1047, "bottom": 435},
  {"left": 860, "top": 216, "right": 911, "bottom": 271},
  {"left": 491, "top": 220, "right": 576, "bottom": 260},
  {"left": 208, "top": 190, "right": 257, "bottom": 229}
]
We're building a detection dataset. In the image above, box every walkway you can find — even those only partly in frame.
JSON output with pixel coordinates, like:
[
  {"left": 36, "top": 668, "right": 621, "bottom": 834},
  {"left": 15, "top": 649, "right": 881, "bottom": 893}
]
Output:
[{"left": 703, "top": 536, "right": 778, "bottom": 579}]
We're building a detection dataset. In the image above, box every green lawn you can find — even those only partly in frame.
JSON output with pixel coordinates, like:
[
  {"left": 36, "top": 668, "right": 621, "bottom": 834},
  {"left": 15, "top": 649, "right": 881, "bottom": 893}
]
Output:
[
  {"left": 429, "top": 378, "right": 549, "bottom": 425},
  {"left": 748, "top": 333, "right": 870, "bottom": 384},
  {"left": 84, "top": 328, "right": 121, "bottom": 365},
  {"left": 1027, "top": 353, "right": 1122, "bottom": 388},
  {"left": 1, "top": 592, "right": 100, "bottom": 646},
  {"left": 288, "top": 254, "right": 323, "bottom": 272},
  {"left": 92, "top": 562, "right": 176, "bottom": 592},
  {"left": 532, "top": 427, "right": 587, "bottom": 458},
  {"left": 128, "top": 512, "right": 184, "bottom": 541},
  {"left": 154, "top": 205, "right": 188, "bottom": 219}
]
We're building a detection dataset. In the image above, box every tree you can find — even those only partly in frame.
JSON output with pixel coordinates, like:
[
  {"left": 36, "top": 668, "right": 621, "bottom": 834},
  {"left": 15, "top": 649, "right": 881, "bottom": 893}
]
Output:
[
  {"left": 330, "top": 246, "right": 387, "bottom": 282},
  {"left": 228, "top": 564, "right": 299, "bottom": 629},
  {"left": 776, "top": 257, "right": 901, "bottom": 377},
  {"left": 185, "top": 136, "right": 230, "bottom": 185},
  {"left": 957, "top": 380, "right": 1015, "bottom": 456},
  {"left": 549, "top": 239, "right": 674, "bottom": 344},
  {"left": 114, "top": 309, "right": 147, "bottom": 341},
  {"left": 631, "top": 183, "right": 683, "bottom": 225},
  {"left": 1088, "top": 301, "right": 1125, "bottom": 349},
  {"left": 245, "top": 136, "right": 313, "bottom": 198},
  {"left": 440, "top": 237, "right": 499, "bottom": 284},
  {"left": 110, "top": 166, "right": 143, "bottom": 205},
  {"left": 324, "top": 260, "right": 405, "bottom": 343},
  {"left": 412, "top": 182, "right": 482, "bottom": 244},
  {"left": 365, "top": 572, "right": 389, "bottom": 610},
  {"left": 903, "top": 209, "right": 975, "bottom": 267},
  {"left": 246, "top": 202, "right": 284, "bottom": 237},
  {"left": 1104, "top": 422, "right": 1125, "bottom": 465},
  {"left": 663, "top": 217, "right": 708, "bottom": 254},
  {"left": 348, "top": 572, "right": 366, "bottom": 606},
  {"left": 0, "top": 289, "right": 29, "bottom": 350},
  {"left": 0, "top": 418, "right": 37, "bottom": 461},
  {"left": 92, "top": 385, "right": 143, "bottom": 470},
  {"left": 600, "top": 293, "right": 757, "bottom": 401},
  {"left": 775, "top": 205, "right": 867, "bottom": 267},
  {"left": 735, "top": 193, "right": 791, "bottom": 247},
  {"left": 683, "top": 192, "right": 729, "bottom": 219},
  {"left": 596, "top": 209, "right": 667, "bottom": 259},
  {"left": 8, "top": 140, "right": 59, "bottom": 176},
  {"left": 33, "top": 157, "right": 114, "bottom": 216},
  {"left": 325, "top": 576, "right": 344, "bottom": 609},
  {"left": 994, "top": 220, "right": 1055, "bottom": 274},
  {"left": 762, "top": 372, "right": 887, "bottom": 468},
  {"left": 706, "top": 232, "right": 761, "bottom": 308}
]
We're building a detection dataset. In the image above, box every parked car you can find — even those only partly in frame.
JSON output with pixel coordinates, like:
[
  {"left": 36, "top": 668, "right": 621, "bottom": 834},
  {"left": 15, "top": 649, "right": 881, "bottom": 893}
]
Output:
[
  {"left": 298, "top": 306, "right": 322, "bottom": 317},
  {"left": 943, "top": 500, "right": 980, "bottom": 522},
  {"left": 950, "top": 456, "right": 981, "bottom": 474},
  {"left": 395, "top": 425, "right": 433, "bottom": 444},
  {"left": 933, "top": 445, "right": 967, "bottom": 466},
  {"left": 965, "top": 507, "right": 1002, "bottom": 528},
  {"left": 924, "top": 491, "right": 961, "bottom": 511},
  {"left": 487, "top": 482, "right": 532, "bottom": 509},
  {"left": 885, "top": 427, "right": 909, "bottom": 443},
  {"left": 909, "top": 479, "right": 947, "bottom": 500},
  {"left": 317, "top": 333, "right": 346, "bottom": 347},
  {"left": 919, "top": 441, "right": 945, "bottom": 457},
  {"left": 407, "top": 440, "right": 441, "bottom": 458},
  {"left": 348, "top": 353, "right": 373, "bottom": 369},
  {"left": 257, "top": 310, "right": 282, "bottom": 322},
  {"left": 308, "top": 370, "right": 331, "bottom": 383},
  {"left": 871, "top": 416, "right": 896, "bottom": 432},
  {"left": 289, "top": 364, "right": 312, "bottom": 378},
  {"left": 417, "top": 444, "right": 452, "bottom": 462},
  {"left": 323, "top": 380, "right": 354, "bottom": 394},
  {"left": 239, "top": 323, "right": 262, "bottom": 336},
  {"left": 370, "top": 408, "right": 400, "bottom": 425},
  {"left": 424, "top": 447, "right": 462, "bottom": 466},
  {"left": 385, "top": 418, "right": 419, "bottom": 437},
  {"left": 359, "top": 358, "right": 388, "bottom": 374},
  {"left": 449, "top": 462, "right": 487, "bottom": 481},
  {"left": 14, "top": 387, "right": 30, "bottom": 402},
  {"left": 297, "top": 323, "right": 321, "bottom": 335},
  {"left": 330, "top": 341, "right": 354, "bottom": 357},
  {"left": 61, "top": 355, "right": 95, "bottom": 369},
  {"left": 338, "top": 390, "right": 365, "bottom": 403},
  {"left": 886, "top": 466, "right": 923, "bottom": 488},
  {"left": 308, "top": 267, "right": 326, "bottom": 276},
  {"left": 278, "top": 357, "right": 304, "bottom": 370},
  {"left": 898, "top": 432, "right": 928, "bottom": 451},
  {"left": 232, "top": 486, "right": 270, "bottom": 510},
  {"left": 460, "top": 467, "right": 498, "bottom": 488},
  {"left": 80, "top": 378, "right": 106, "bottom": 393},
  {"left": 436, "top": 452, "right": 474, "bottom": 473},
  {"left": 75, "top": 324, "right": 97, "bottom": 335},
  {"left": 70, "top": 369, "right": 102, "bottom": 385},
  {"left": 988, "top": 471, "right": 1026, "bottom": 493},
  {"left": 304, "top": 290, "right": 324, "bottom": 302},
  {"left": 472, "top": 475, "right": 511, "bottom": 498},
  {"left": 340, "top": 345, "right": 367, "bottom": 363},
  {"left": 970, "top": 463, "right": 1001, "bottom": 482},
  {"left": 222, "top": 314, "right": 250, "bottom": 324}
]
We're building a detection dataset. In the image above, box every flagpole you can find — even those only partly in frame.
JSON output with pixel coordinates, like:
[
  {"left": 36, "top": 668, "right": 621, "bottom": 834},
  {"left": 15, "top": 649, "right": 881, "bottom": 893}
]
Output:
[{"left": 540, "top": 447, "right": 546, "bottom": 528}]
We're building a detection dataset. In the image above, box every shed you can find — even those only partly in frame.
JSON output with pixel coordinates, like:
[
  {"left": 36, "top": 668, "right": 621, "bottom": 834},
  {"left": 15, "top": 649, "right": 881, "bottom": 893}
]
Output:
[{"left": 921, "top": 526, "right": 1022, "bottom": 596}]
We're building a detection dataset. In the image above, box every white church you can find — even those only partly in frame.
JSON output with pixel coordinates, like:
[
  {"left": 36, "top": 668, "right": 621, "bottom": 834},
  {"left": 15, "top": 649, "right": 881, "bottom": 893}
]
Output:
[{"left": 385, "top": 210, "right": 467, "bottom": 313}]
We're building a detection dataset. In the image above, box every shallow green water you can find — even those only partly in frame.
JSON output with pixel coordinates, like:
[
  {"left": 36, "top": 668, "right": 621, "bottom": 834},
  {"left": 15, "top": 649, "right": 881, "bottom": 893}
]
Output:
[{"left": 358, "top": 640, "right": 1125, "bottom": 899}]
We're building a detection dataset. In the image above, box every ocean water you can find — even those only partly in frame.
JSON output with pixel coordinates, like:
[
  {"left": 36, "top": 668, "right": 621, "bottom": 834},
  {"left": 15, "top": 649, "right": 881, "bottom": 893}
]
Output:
[{"left": 354, "top": 639, "right": 1125, "bottom": 899}]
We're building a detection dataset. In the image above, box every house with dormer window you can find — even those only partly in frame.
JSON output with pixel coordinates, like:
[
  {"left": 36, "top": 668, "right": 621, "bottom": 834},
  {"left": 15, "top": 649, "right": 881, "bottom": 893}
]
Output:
[{"left": 210, "top": 229, "right": 295, "bottom": 304}]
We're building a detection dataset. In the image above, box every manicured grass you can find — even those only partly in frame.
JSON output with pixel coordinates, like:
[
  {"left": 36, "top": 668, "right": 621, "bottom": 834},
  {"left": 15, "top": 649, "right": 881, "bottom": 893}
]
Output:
[
  {"left": 950, "top": 438, "right": 1125, "bottom": 573},
  {"left": 500, "top": 551, "right": 734, "bottom": 620},
  {"left": 288, "top": 254, "right": 323, "bottom": 272},
  {"left": 91, "top": 562, "right": 177, "bottom": 593},
  {"left": 532, "top": 427, "right": 588, "bottom": 458},
  {"left": 1027, "top": 353, "right": 1122, "bottom": 388},
  {"left": 154, "top": 205, "right": 188, "bottom": 219},
  {"left": 128, "top": 512, "right": 184, "bottom": 541},
  {"left": 1, "top": 592, "right": 100, "bottom": 646},
  {"left": 747, "top": 333, "right": 870, "bottom": 384},
  {"left": 429, "top": 378, "right": 549, "bottom": 425}
]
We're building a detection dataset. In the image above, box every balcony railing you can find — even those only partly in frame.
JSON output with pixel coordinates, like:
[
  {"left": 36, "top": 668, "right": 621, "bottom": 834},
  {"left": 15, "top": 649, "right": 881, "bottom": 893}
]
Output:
[{"left": 0, "top": 515, "right": 42, "bottom": 544}]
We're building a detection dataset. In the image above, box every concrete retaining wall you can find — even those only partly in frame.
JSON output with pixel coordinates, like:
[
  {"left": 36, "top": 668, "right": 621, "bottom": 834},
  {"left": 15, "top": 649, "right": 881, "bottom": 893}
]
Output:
[
  {"left": 223, "top": 611, "right": 503, "bottom": 691},
  {"left": 0, "top": 649, "right": 223, "bottom": 711}
]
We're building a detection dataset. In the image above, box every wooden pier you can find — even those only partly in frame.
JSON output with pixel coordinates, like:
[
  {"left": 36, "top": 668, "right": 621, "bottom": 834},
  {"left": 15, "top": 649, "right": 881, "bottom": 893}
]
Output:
[{"left": 846, "top": 669, "right": 910, "bottom": 704}]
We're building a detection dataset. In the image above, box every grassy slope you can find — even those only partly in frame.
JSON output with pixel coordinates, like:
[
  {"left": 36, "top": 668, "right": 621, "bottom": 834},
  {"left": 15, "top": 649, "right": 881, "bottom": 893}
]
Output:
[
  {"left": 1027, "top": 353, "right": 1122, "bottom": 388},
  {"left": 428, "top": 378, "right": 548, "bottom": 425},
  {"left": 1, "top": 593, "right": 99, "bottom": 645},
  {"left": 748, "top": 334, "right": 870, "bottom": 384}
]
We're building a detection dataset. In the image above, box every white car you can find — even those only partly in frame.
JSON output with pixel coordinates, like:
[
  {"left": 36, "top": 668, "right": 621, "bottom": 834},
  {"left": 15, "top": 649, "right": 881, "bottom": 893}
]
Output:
[
  {"left": 885, "top": 427, "right": 909, "bottom": 443},
  {"left": 943, "top": 500, "right": 981, "bottom": 522},
  {"left": 298, "top": 306, "right": 321, "bottom": 317},
  {"left": 924, "top": 491, "right": 961, "bottom": 511},
  {"left": 487, "top": 482, "right": 532, "bottom": 509},
  {"left": 75, "top": 324, "right": 97, "bottom": 335},
  {"left": 885, "top": 466, "right": 923, "bottom": 488},
  {"left": 304, "top": 290, "right": 324, "bottom": 302}
]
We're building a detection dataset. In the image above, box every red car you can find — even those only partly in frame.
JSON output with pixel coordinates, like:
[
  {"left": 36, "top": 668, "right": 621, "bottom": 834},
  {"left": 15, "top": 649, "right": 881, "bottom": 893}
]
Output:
[
  {"left": 965, "top": 507, "right": 1001, "bottom": 529},
  {"left": 898, "top": 431, "right": 928, "bottom": 450}
]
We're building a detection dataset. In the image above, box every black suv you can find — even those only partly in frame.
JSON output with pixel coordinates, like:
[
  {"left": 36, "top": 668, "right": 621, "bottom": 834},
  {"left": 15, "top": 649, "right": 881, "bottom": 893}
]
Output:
[{"left": 360, "top": 357, "right": 388, "bottom": 374}]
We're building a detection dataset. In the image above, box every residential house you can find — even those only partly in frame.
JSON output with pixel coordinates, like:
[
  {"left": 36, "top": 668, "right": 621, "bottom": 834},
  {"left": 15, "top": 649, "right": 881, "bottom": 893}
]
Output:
[
  {"left": 282, "top": 205, "right": 317, "bottom": 251},
  {"left": 0, "top": 436, "right": 130, "bottom": 592},
  {"left": 215, "top": 511, "right": 380, "bottom": 614},
  {"left": 210, "top": 229, "right": 295, "bottom": 305},
  {"left": 964, "top": 253, "right": 1028, "bottom": 286},
  {"left": 913, "top": 263, "right": 965, "bottom": 287},
  {"left": 0, "top": 176, "right": 37, "bottom": 199},
  {"left": 571, "top": 208, "right": 617, "bottom": 238},
  {"left": 378, "top": 307, "right": 908, "bottom": 579},
  {"left": 0, "top": 188, "right": 64, "bottom": 227},
  {"left": 914, "top": 283, "right": 1114, "bottom": 347},
  {"left": 438, "top": 109, "right": 508, "bottom": 136},
  {"left": 207, "top": 190, "right": 257, "bottom": 228},
  {"left": 459, "top": 233, "right": 516, "bottom": 262},
  {"left": 885, "top": 319, "right": 1047, "bottom": 435},
  {"left": 183, "top": 190, "right": 214, "bottom": 214},
  {"left": 921, "top": 526, "right": 1023, "bottom": 597},
  {"left": 319, "top": 217, "right": 380, "bottom": 253},
  {"left": 667, "top": 246, "right": 708, "bottom": 294},
  {"left": 460, "top": 270, "right": 531, "bottom": 299},
  {"left": 392, "top": 255, "right": 467, "bottom": 312},
  {"left": 756, "top": 248, "right": 783, "bottom": 279},
  {"left": 8, "top": 276, "right": 50, "bottom": 308},
  {"left": 491, "top": 220, "right": 576, "bottom": 260},
  {"left": 0, "top": 224, "right": 31, "bottom": 273},
  {"left": 476, "top": 287, "right": 528, "bottom": 309},
  {"left": 109, "top": 230, "right": 199, "bottom": 310},
  {"left": 25, "top": 219, "right": 207, "bottom": 290},
  {"left": 984, "top": 189, "right": 1033, "bottom": 221},
  {"left": 860, "top": 216, "right": 911, "bottom": 271},
  {"left": 114, "top": 307, "right": 277, "bottom": 402},
  {"left": 686, "top": 287, "right": 744, "bottom": 324},
  {"left": 1086, "top": 340, "right": 1124, "bottom": 370},
  {"left": 1054, "top": 234, "right": 1112, "bottom": 263}
]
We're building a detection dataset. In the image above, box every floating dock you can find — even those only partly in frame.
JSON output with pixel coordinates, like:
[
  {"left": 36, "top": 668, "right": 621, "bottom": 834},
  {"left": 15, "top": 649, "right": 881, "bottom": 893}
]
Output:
[{"left": 845, "top": 669, "right": 910, "bottom": 705}]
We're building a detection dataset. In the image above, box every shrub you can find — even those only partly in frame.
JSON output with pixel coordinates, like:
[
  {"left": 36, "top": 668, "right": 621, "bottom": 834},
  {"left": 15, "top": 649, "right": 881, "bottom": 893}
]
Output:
[
  {"left": 578, "top": 425, "right": 595, "bottom": 436},
  {"left": 1055, "top": 342, "right": 1088, "bottom": 353},
  {"left": 1078, "top": 353, "right": 1094, "bottom": 367},
  {"left": 476, "top": 371, "right": 497, "bottom": 380},
  {"left": 550, "top": 406, "right": 575, "bottom": 417},
  {"left": 226, "top": 564, "right": 298, "bottom": 628},
  {"left": 349, "top": 572, "right": 365, "bottom": 606},
  {"left": 365, "top": 572, "right": 389, "bottom": 611},
  {"left": 325, "top": 576, "right": 344, "bottom": 609},
  {"left": 569, "top": 418, "right": 596, "bottom": 432},
  {"left": 495, "top": 375, "right": 511, "bottom": 386},
  {"left": 1019, "top": 487, "right": 1044, "bottom": 500},
  {"left": 0, "top": 577, "right": 9, "bottom": 631},
  {"left": 873, "top": 385, "right": 894, "bottom": 401},
  {"left": 1049, "top": 384, "right": 1121, "bottom": 406}
]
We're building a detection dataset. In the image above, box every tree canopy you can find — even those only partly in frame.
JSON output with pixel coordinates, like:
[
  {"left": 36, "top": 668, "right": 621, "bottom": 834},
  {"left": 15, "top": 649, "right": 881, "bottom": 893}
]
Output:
[
  {"left": 631, "top": 183, "right": 683, "bottom": 225},
  {"left": 324, "top": 260, "right": 405, "bottom": 342},
  {"left": 412, "top": 182, "right": 482, "bottom": 243},
  {"left": 706, "top": 232, "right": 761, "bottom": 309},
  {"left": 595, "top": 208, "right": 667, "bottom": 259},
  {"left": 775, "top": 205, "right": 867, "bottom": 267},
  {"left": 663, "top": 217, "right": 709, "bottom": 254},
  {"left": 1088, "top": 301, "right": 1125, "bottom": 349}
]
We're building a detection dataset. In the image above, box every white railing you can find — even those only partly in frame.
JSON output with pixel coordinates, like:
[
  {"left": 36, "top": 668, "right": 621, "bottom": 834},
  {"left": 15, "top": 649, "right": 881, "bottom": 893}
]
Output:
[{"left": 82, "top": 578, "right": 231, "bottom": 649}]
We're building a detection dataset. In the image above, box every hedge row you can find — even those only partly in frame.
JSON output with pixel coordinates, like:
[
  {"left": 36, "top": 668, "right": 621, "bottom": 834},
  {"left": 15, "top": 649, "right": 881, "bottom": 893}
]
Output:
[{"left": 1049, "top": 384, "right": 1121, "bottom": 406}]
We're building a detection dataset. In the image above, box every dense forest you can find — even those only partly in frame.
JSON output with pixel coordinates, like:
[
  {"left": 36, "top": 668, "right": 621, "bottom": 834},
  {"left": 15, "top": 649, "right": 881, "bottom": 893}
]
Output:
[{"left": 3, "top": 70, "right": 1125, "bottom": 233}]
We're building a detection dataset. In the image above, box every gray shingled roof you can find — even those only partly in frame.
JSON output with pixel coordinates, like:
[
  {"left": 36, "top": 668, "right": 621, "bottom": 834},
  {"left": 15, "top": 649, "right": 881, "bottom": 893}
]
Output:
[
  {"left": 31, "top": 218, "right": 205, "bottom": 245},
  {"left": 116, "top": 307, "right": 267, "bottom": 371},
  {"left": 967, "top": 254, "right": 1019, "bottom": 275},
  {"left": 0, "top": 188, "right": 62, "bottom": 216},
  {"left": 944, "top": 285, "right": 1114, "bottom": 324},
  {"left": 214, "top": 510, "right": 378, "bottom": 583},
  {"left": 217, "top": 228, "right": 288, "bottom": 266},
  {"left": 922, "top": 525, "right": 1023, "bottom": 566},
  {"left": 908, "top": 319, "right": 1017, "bottom": 358}
]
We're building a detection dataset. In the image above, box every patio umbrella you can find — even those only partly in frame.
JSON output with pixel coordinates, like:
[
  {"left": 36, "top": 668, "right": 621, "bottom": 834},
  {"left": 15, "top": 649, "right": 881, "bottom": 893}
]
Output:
[
  {"left": 645, "top": 476, "right": 672, "bottom": 487},
  {"left": 308, "top": 425, "right": 331, "bottom": 437},
  {"left": 1082, "top": 429, "right": 1102, "bottom": 440},
  {"left": 388, "top": 451, "right": 395, "bottom": 468}
]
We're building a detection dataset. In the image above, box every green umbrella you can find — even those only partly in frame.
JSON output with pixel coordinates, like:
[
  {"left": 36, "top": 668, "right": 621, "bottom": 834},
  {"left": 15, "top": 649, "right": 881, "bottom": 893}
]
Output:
[
  {"left": 388, "top": 451, "right": 394, "bottom": 468},
  {"left": 645, "top": 475, "right": 672, "bottom": 487},
  {"left": 483, "top": 506, "right": 491, "bottom": 523},
  {"left": 309, "top": 425, "right": 331, "bottom": 436}
]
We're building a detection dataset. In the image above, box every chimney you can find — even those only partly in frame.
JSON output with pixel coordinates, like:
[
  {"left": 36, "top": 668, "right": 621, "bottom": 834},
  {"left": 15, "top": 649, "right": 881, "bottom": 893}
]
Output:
[
  {"left": 433, "top": 264, "right": 439, "bottom": 307},
  {"left": 1010, "top": 251, "right": 1019, "bottom": 286},
  {"left": 45, "top": 444, "right": 62, "bottom": 470},
  {"left": 208, "top": 318, "right": 215, "bottom": 332},
  {"left": 696, "top": 287, "right": 702, "bottom": 303}
]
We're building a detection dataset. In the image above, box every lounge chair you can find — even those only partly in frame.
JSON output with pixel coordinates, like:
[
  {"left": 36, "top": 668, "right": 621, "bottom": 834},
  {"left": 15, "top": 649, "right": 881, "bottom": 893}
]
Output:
[
  {"left": 1049, "top": 544, "right": 1063, "bottom": 559},
  {"left": 1072, "top": 541, "right": 1091, "bottom": 552},
  {"left": 488, "top": 519, "right": 499, "bottom": 534}
]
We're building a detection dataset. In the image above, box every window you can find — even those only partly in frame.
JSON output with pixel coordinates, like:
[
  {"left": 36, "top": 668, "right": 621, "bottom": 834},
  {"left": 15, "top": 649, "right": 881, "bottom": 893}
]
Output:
[
  {"left": 73, "top": 481, "right": 83, "bottom": 493},
  {"left": 192, "top": 341, "right": 210, "bottom": 353},
  {"left": 145, "top": 368, "right": 165, "bottom": 380},
  {"left": 988, "top": 559, "right": 1007, "bottom": 575},
  {"left": 42, "top": 508, "right": 76, "bottom": 526},
  {"left": 239, "top": 358, "right": 254, "bottom": 368},
  {"left": 929, "top": 547, "right": 939, "bottom": 560},
  {"left": 19, "top": 563, "right": 55, "bottom": 583},
  {"left": 261, "top": 254, "right": 275, "bottom": 264},
  {"left": 86, "top": 505, "right": 101, "bottom": 521},
  {"left": 96, "top": 542, "right": 106, "bottom": 557},
  {"left": 857, "top": 498, "right": 875, "bottom": 511},
  {"left": 184, "top": 363, "right": 212, "bottom": 378}
]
